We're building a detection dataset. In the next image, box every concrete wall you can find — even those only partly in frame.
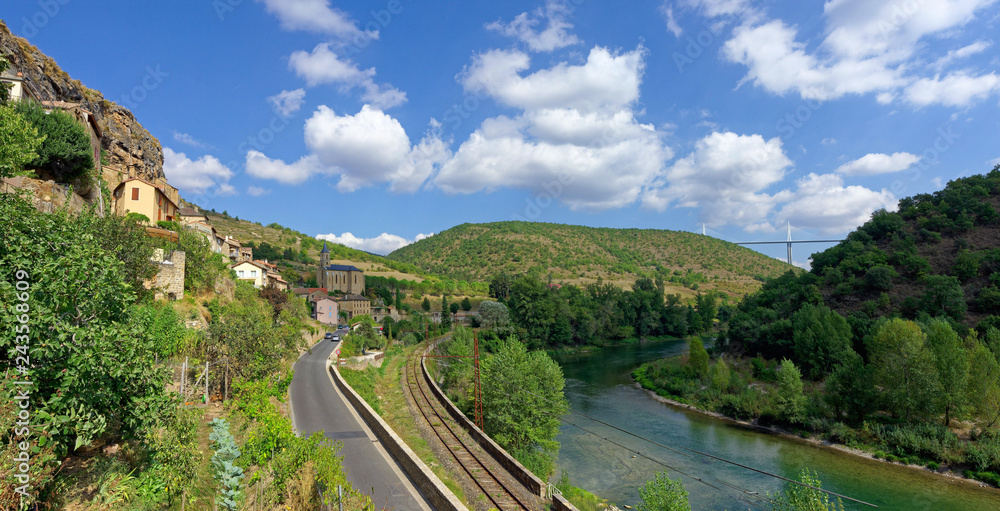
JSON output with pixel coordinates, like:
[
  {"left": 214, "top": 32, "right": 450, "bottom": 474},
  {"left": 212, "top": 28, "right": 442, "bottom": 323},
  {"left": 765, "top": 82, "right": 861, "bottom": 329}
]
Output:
[{"left": 329, "top": 357, "right": 468, "bottom": 511}]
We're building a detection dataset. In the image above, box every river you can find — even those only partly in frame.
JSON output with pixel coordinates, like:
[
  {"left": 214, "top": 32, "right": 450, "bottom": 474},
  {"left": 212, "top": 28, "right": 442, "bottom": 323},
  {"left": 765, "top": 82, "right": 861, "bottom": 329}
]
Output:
[{"left": 550, "top": 339, "right": 1000, "bottom": 511}]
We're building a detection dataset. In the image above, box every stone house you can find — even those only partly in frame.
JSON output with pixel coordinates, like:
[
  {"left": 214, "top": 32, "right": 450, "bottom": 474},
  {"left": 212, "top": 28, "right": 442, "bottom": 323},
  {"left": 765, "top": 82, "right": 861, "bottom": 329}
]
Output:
[
  {"left": 336, "top": 294, "right": 371, "bottom": 319},
  {"left": 145, "top": 248, "right": 185, "bottom": 301},
  {"left": 177, "top": 207, "right": 209, "bottom": 225},
  {"left": 112, "top": 177, "right": 178, "bottom": 224},
  {"left": 293, "top": 287, "right": 329, "bottom": 303},
  {"left": 313, "top": 297, "right": 339, "bottom": 326}
]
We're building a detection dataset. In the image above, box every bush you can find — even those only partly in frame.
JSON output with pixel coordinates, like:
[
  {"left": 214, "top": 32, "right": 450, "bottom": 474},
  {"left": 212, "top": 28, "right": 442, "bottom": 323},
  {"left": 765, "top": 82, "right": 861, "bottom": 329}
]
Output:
[
  {"left": 865, "top": 265, "right": 898, "bottom": 291},
  {"left": 13, "top": 100, "right": 94, "bottom": 182}
]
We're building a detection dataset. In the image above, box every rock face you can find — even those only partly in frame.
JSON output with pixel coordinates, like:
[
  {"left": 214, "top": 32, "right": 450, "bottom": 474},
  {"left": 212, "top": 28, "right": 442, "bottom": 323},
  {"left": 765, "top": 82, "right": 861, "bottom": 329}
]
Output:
[{"left": 0, "top": 21, "right": 164, "bottom": 185}]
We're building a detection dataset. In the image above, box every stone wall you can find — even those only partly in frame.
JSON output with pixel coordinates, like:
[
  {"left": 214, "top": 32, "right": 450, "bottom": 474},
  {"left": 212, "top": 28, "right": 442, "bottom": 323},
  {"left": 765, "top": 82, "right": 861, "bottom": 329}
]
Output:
[
  {"left": 146, "top": 249, "right": 185, "bottom": 300},
  {"left": 1, "top": 176, "right": 92, "bottom": 215}
]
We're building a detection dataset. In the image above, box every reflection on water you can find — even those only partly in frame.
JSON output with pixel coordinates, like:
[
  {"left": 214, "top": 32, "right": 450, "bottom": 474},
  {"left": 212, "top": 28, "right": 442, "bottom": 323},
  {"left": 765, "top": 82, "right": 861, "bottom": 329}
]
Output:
[{"left": 551, "top": 340, "right": 1000, "bottom": 511}]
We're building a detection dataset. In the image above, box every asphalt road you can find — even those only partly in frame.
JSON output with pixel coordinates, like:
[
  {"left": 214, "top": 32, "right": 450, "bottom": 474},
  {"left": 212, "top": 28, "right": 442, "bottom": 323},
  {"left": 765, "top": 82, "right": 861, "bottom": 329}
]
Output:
[{"left": 289, "top": 331, "right": 431, "bottom": 510}]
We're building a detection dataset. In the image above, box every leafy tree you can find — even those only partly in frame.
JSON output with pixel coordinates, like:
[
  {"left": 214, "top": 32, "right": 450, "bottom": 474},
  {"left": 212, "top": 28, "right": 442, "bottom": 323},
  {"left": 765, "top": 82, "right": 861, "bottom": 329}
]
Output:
[
  {"left": 480, "top": 338, "right": 568, "bottom": 477},
  {"left": 953, "top": 249, "right": 982, "bottom": 282},
  {"left": 923, "top": 319, "right": 968, "bottom": 426},
  {"left": 867, "top": 318, "right": 940, "bottom": 421},
  {"left": 479, "top": 300, "right": 512, "bottom": 332},
  {"left": 0, "top": 55, "right": 10, "bottom": 103},
  {"left": 421, "top": 296, "right": 431, "bottom": 312},
  {"left": 769, "top": 469, "right": 846, "bottom": 511},
  {"left": 864, "top": 264, "right": 897, "bottom": 291},
  {"left": 710, "top": 358, "right": 730, "bottom": 391},
  {"left": 688, "top": 337, "right": 709, "bottom": 378},
  {"left": 13, "top": 101, "right": 94, "bottom": 182},
  {"left": 966, "top": 338, "right": 1000, "bottom": 428},
  {"left": 450, "top": 302, "right": 460, "bottom": 315},
  {"left": 209, "top": 283, "right": 301, "bottom": 381},
  {"left": 824, "top": 349, "right": 878, "bottom": 425},
  {"left": 0, "top": 192, "right": 172, "bottom": 458},
  {"left": 792, "top": 304, "right": 852, "bottom": 379},
  {"left": 920, "top": 275, "right": 967, "bottom": 322},
  {"left": 695, "top": 292, "right": 717, "bottom": 333},
  {"left": 0, "top": 104, "right": 42, "bottom": 178},
  {"left": 637, "top": 472, "right": 691, "bottom": 511},
  {"left": 776, "top": 359, "right": 806, "bottom": 423},
  {"left": 461, "top": 296, "right": 472, "bottom": 311},
  {"left": 490, "top": 271, "right": 513, "bottom": 301}
]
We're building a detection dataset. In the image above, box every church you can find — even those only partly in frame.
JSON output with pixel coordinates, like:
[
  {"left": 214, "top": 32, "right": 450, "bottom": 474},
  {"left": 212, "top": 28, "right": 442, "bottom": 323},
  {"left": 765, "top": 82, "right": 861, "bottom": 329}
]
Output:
[{"left": 316, "top": 241, "right": 366, "bottom": 295}]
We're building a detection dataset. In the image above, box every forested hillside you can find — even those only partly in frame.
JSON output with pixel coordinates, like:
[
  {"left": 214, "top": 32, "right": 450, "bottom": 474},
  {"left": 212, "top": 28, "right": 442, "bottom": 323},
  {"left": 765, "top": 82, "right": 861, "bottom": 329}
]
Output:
[{"left": 388, "top": 221, "right": 794, "bottom": 297}]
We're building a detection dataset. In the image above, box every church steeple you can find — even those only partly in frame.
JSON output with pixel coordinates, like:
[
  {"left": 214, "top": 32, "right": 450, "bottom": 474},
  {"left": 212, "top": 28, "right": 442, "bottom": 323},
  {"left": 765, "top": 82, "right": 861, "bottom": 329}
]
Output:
[{"left": 318, "top": 241, "right": 330, "bottom": 288}]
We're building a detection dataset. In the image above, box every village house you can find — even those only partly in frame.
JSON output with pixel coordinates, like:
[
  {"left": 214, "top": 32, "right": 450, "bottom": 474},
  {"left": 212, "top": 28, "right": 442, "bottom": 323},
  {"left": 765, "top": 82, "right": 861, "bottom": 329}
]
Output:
[
  {"left": 185, "top": 220, "right": 223, "bottom": 253},
  {"left": 0, "top": 67, "right": 38, "bottom": 102},
  {"left": 312, "top": 297, "right": 339, "bottom": 326},
  {"left": 177, "top": 206, "right": 209, "bottom": 225},
  {"left": 112, "top": 177, "right": 178, "bottom": 224},
  {"left": 336, "top": 294, "right": 371, "bottom": 320},
  {"left": 230, "top": 260, "right": 269, "bottom": 288},
  {"left": 293, "top": 287, "right": 329, "bottom": 303}
]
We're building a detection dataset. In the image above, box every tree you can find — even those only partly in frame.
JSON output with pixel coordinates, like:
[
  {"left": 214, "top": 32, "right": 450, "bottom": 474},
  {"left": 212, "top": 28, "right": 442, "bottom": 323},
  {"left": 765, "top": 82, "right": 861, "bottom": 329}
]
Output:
[
  {"left": 479, "top": 300, "right": 512, "bottom": 332},
  {"left": 710, "top": 358, "right": 730, "bottom": 391},
  {"left": 792, "top": 304, "right": 852, "bottom": 379},
  {"left": 490, "top": 271, "right": 513, "bottom": 301},
  {"left": 0, "top": 104, "right": 42, "bottom": 178},
  {"left": 13, "top": 101, "right": 94, "bottom": 182},
  {"left": 0, "top": 56, "right": 10, "bottom": 103},
  {"left": 923, "top": 319, "right": 968, "bottom": 426},
  {"left": 637, "top": 472, "right": 691, "bottom": 511},
  {"left": 210, "top": 283, "right": 300, "bottom": 381},
  {"left": 769, "top": 469, "right": 845, "bottom": 511},
  {"left": 441, "top": 295, "right": 452, "bottom": 329},
  {"left": 687, "top": 337, "right": 709, "bottom": 378},
  {"left": 695, "top": 292, "right": 717, "bottom": 333},
  {"left": 776, "top": 359, "right": 806, "bottom": 423},
  {"left": 481, "top": 338, "right": 568, "bottom": 477},
  {"left": 867, "top": 318, "right": 940, "bottom": 421},
  {"left": 824, "top": 349, "right": 878, "bottom": 425},
  {"left": 920, "top": 275, "right": 967, "bottom": 322},
  {"left": 421, "top": 296, "right": 431, "bottom": 312},
  {"left": 966, "top": 338, "right": 1000, "bottom": 428},
  {"left": 461, "top": 296, "right": 472, "bottom": 311},
  {"left": 450, "top": 302, "right": 460, "bottom": 315}
]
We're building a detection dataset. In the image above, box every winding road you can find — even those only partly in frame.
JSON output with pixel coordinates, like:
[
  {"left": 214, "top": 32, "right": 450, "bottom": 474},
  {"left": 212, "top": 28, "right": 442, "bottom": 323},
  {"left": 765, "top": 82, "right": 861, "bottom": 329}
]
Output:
[{"left": 289, "top": 332, "right": 431, "bottom": 510}]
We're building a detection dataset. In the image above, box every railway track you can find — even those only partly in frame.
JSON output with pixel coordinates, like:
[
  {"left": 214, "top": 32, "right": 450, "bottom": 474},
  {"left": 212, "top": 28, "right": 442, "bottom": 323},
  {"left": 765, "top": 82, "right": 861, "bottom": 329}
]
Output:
[{"left": 405, "top": 342, "right": 534, "bottom": 511}]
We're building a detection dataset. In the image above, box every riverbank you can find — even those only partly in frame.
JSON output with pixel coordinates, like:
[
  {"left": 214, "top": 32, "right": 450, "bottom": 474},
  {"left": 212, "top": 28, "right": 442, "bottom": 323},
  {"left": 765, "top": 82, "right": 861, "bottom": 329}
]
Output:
[
  {"left": 632, "top": 355, "right": 1000, "bottom": 492},
  {"left": 545, "top": 335, "right": 680, "bottom": 356}
]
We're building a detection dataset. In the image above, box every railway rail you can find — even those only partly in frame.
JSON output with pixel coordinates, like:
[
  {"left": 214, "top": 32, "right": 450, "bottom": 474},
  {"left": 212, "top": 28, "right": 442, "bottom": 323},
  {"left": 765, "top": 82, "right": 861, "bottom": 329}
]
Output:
[{"left": 404, "top": 342, "right": 535, "bottom": 511}]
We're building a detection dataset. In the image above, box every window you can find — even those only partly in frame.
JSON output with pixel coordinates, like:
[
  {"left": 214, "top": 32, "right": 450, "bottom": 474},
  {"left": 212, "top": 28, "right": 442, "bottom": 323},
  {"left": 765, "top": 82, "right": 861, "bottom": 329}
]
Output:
[
  {"left": 250, "top": 270, "right": 257, "bottom": 277},
  {"left": 131, "top": 187, "right": 139, "bottom": 200},
  {"left": 237, "top": 270, "right": 245, "bottom": 277}
]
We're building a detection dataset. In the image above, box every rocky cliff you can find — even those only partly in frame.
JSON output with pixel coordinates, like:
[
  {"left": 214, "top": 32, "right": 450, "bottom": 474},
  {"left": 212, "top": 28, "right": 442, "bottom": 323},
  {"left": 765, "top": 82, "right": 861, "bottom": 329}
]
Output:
[{"left": 0, "top": 20, "right": 164, "bottom": 185}]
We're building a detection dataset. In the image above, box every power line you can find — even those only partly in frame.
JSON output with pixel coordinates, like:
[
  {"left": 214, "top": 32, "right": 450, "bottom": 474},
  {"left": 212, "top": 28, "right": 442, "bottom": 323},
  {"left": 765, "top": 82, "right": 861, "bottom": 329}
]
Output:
[{"left": 478, "top": 368, "right": 878, "bottom": 508}]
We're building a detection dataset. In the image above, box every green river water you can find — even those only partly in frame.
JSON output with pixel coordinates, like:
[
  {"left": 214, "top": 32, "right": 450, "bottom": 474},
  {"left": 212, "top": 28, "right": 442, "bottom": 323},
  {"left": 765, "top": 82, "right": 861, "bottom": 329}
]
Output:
[{"left": 550, "top": 339, "right": 1000, "bottom": 511}]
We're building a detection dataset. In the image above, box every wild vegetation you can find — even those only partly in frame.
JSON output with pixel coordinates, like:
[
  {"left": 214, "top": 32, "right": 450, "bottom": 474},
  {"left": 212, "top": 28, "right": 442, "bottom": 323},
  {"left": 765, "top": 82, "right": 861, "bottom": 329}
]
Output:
[
  {"left": 0, "top": 187, "right": 371, "bottom": 509},
  {"left": 387, "top": 221, "right": 796, "bottom": 297},
  {"left": 636, "top": 168, "right": 1000, "bottom": 488}
]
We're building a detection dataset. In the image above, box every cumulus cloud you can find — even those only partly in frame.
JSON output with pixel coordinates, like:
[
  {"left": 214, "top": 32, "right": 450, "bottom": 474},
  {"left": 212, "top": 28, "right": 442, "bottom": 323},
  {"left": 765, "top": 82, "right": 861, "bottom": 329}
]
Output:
[
  {"left": 247, "top": 105, "right": 448, "bottom": 191},
  {"left": 289, "top": 43, "right": 406, "bottom": 109},
  {"left": 172, "top": 131, "right": 209, "bottom": 148},
  {"left": 642, "top": 131, "right": 792, "bottom": 227},
  {"left": 715, "top": 0, "right": 1000, "bottom": 107},
  {"left": 437, "top": 45, "right": 672, "bottom": 211},
  {"left": 267, "top": 89, "right": 306, "bottom": 116},
  {"left": 256, "top": 0, "right": 373, "bottom": 39},
  {"left": 835, "top": 152, "right": 921, "bottom": 176},
  {"left": 485, "top": 1, "right": 581, "bottom": 52},
  {"left": 163, "top": 147, "right": 235, "bottom": 196},
  {"left": 774, "top": 173, "right": 897, "bottom": 235},
  {"left": 316, "top": 232, "right": 434, "bottom": 255}
]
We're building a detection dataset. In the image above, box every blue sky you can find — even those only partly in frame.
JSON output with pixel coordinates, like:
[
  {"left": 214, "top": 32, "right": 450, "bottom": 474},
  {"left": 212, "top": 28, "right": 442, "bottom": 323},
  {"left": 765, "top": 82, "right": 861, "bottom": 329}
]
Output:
[{"left": 5, "top": 0, "right": 1000, "bottom": 263}]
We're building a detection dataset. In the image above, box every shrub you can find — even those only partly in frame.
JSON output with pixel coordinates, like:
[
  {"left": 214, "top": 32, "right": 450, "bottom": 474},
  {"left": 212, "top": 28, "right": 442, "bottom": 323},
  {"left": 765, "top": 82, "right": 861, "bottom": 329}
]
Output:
[
  {"left": 927, "top": 461, "right": 940, "bottom": 471},
  {"left": 865, "top": 265, "right": 898, "bottom": 291},
  {"left": 13, "top": 100, "right": 94, "bottom": 182}
]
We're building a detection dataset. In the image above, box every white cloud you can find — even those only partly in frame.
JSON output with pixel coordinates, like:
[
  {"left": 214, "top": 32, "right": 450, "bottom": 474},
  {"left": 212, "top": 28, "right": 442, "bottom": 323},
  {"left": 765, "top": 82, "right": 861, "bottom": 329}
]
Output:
[
  {"left": 437, "top": 46, "right": 671, "bottom": 211},
  {"left": 716, "top": 0, "right": 1000, "bottom": 107},
  {"left": 247, "top": 186, "right": 271, "bottom": 197},
  {"left": 267, "top": 89, "right": 306, "bottom": 116},
  {"left": 172, "top": 131, "right": 209, "bottom": 148},
  {"left": 163, "top": 147, "right": 234, "bottom": 196},
  {"left": 642, "top": 131, "right": 792, "bottom": 228},
  {"left": 459, "top": 46, "right": 645, "bottom": 113},
  {"left": 247, "top": 105, "right": 448, "bottom": 191},
  {"left": 774, "top": 173, "right": 897, "bottom": 235},
  {"left": 932, "top": 40, "right": 992, "bottom": 70},
  {"left": 289, "top": 43, "right": 406, "bottom": 109},
  {"left": 903, "top": 71, "right": 1000, "bottom": 107},
  {"left": 988, "top": 157, "right": 1000, "bottom": 168},
  {"left": 685, "top": 0, "right": 756, "bottom": 18},
  {"left": 316, "top": 232, "right": 434, "bottom": 255},
  {"left": 835, "top": 152, "right": 920, "bottom": 175},
  {"left": 256, "top": 0, "right": 373, "bottom": 39},
  {"left": 485, "top": 1, "right": 581, "bottom": 52},
  {"left": 821, "top": 137, "right": 837, "bottom": 145},
  {"left": 661, "top": 3, "right": 683, "bottom": 37}
]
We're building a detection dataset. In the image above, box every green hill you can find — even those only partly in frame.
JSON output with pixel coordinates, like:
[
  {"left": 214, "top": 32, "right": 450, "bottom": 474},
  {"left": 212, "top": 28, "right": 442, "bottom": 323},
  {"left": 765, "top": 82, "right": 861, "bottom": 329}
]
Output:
[
  {"left": 386, "top": 221, "right": 796, "bottom": 297},
  {"left": 727, "top": 165, "right": 1000, "bottom": 359}
]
